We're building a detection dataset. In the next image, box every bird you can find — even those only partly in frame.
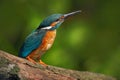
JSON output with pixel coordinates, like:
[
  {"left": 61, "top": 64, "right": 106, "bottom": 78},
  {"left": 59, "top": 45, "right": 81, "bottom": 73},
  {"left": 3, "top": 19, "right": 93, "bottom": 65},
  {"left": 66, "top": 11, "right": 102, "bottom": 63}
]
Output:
[{"left": 18, "top": 10, "right": 81, "bottom": 66}]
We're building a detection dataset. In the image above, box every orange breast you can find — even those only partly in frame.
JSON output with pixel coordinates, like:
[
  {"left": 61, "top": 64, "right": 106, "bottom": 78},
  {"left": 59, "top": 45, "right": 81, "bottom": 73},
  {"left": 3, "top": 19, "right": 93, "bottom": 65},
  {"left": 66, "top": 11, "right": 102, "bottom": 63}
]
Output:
[
  {"left": 28, "top": 30, "right": 56, "bottom": 60},
  {"left": 39, "top": 30, "right": 56, "bottom": 51}
]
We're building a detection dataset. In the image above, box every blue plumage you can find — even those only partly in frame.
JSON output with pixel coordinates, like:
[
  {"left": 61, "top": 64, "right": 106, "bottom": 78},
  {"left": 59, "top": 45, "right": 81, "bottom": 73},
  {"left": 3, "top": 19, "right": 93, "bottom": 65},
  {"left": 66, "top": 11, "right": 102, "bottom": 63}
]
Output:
[
  {"left": 19, "top": 14, "right": 63, "bottom": 58},
  {"left": 19, "top": 30, "right": 46, "bottom": 57},
  {"left": 39, "top": 14, "right": 63, "bottom": 28},
  {"left": 18, "top": 11, "right": 81, "bottom": 63}
]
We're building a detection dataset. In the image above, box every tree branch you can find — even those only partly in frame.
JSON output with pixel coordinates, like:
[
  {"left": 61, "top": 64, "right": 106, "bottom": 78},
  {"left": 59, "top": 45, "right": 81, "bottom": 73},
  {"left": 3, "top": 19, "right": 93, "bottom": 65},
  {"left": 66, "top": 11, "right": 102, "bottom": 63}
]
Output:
[{"left": 0, "top": 50, "right": 116, "bottom": 80}]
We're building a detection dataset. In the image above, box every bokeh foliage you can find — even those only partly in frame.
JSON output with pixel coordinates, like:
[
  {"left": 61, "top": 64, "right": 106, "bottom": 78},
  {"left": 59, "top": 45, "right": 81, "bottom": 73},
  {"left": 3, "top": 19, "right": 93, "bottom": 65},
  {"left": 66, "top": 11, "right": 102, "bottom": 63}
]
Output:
[{"left": 0, "top": 0, "right": 120, "bottom": 79}]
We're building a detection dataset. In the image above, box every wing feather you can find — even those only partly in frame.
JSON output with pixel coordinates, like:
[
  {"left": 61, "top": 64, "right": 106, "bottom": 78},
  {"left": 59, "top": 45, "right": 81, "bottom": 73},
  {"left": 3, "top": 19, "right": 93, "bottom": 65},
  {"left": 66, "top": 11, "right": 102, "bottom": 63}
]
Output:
[{"left": 19, "top": 30, "right": 46, "bottom": 57}]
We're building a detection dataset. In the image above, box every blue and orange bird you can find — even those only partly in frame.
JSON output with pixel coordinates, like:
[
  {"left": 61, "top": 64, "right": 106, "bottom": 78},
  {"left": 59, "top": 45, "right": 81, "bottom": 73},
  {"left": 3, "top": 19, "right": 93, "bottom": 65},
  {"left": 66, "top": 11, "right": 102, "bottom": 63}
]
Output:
[{"left": 19, "top": 10, "right": 81, "bottom": 66}]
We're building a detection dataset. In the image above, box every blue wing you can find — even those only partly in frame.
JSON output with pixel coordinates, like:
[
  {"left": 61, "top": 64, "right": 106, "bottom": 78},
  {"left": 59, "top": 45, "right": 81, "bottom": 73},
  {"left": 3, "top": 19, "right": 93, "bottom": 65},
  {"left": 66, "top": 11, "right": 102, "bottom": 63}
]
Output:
[{"left": 19, "top": 30, "right": 46, "bottom": 58}]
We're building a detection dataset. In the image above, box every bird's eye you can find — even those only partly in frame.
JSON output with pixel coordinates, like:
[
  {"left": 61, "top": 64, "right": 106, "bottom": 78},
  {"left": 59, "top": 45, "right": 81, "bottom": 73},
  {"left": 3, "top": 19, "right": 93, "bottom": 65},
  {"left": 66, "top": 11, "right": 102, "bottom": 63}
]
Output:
[{"left": 55, "top": 19, "right": 59, "bottom": 22}]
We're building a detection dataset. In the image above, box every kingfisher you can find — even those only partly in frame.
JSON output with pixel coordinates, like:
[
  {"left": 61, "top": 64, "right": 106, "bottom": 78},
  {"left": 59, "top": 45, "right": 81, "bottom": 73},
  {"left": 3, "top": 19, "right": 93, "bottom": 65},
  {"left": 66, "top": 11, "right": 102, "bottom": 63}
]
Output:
[{"left": 19, "top": 10, "right": 81, "bottom": 66}]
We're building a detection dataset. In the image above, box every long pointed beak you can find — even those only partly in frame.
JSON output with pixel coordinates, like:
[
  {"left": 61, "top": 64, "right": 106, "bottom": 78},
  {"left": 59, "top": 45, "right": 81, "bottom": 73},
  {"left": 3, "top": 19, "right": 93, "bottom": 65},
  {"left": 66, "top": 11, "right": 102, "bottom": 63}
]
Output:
[{"left": 64, "top": 10, "right": 82, "bottom": 19}]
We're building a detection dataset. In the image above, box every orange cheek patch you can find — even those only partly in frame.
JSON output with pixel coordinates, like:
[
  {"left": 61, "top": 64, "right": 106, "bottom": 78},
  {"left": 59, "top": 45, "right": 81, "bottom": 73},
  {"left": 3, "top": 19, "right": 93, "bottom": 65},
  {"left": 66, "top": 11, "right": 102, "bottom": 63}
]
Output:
[
  {"left": 50, "top": 22, "right": 57, "bottom": 27},
  {"left": 61, "top": 16, "right": 64, "bottom": 19}
]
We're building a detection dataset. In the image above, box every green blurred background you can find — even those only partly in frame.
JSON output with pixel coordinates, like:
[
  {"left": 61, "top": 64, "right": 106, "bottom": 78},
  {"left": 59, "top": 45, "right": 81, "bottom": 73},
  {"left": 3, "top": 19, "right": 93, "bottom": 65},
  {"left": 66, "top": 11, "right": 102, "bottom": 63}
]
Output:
[{"left": 0, "top": 0, "right": 120, "bottom": 79}]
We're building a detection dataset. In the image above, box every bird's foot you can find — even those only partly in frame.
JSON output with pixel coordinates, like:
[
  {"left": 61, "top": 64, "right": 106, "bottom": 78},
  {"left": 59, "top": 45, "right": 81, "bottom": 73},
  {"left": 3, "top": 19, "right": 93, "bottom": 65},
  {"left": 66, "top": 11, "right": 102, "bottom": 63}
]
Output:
[
  {"left": 26, "top": 56, "right": 37, "bottom": 64},
  {"left": 26, "top": 56, "right": 47, "bottom": 67},
  {"left": 39, "top": 60, "right": 47, "bottom": 67}
]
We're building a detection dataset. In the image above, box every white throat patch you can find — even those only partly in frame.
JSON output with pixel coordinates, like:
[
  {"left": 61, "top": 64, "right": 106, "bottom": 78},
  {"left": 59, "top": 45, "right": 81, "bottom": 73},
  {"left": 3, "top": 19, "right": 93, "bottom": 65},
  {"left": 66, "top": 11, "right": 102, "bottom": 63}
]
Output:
[{"left": 41, "top": 26, "right": 52, "bottom": 30}]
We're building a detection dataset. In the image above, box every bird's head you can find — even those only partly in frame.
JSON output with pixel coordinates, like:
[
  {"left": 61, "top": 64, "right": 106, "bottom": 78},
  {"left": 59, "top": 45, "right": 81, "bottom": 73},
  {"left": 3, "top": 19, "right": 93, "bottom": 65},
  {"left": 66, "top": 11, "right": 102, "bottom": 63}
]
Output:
[{"left": 38, "top": 10, "right": 81, "bottom": 30}]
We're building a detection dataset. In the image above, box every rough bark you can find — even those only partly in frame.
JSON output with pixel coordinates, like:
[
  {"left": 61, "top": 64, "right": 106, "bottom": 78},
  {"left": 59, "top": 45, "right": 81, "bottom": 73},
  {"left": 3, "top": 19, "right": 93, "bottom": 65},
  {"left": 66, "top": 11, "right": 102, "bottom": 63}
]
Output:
[{"left": 0, "top": 50, "right": 116, "bottom": 80}]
